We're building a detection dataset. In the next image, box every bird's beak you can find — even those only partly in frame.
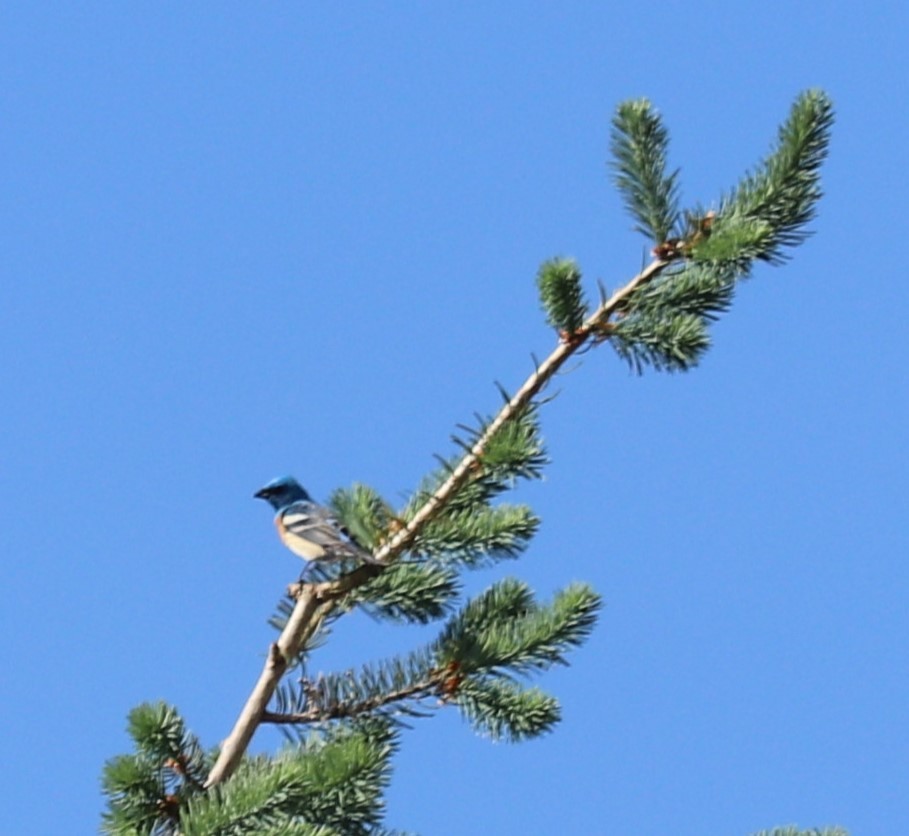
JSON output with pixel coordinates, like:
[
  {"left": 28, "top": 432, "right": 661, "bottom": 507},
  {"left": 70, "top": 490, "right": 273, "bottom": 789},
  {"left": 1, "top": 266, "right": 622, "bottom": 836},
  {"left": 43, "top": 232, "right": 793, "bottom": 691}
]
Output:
[{"left": 254, "top": 487, "right": 268, "bottom": 500}]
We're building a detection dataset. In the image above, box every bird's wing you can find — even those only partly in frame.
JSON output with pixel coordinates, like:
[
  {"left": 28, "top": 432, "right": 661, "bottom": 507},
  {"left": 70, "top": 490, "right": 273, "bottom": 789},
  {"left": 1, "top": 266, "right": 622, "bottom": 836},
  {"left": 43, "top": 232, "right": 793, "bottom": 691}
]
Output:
[{"left": 281, "top": 501, "right": 375, "bottom": 561}]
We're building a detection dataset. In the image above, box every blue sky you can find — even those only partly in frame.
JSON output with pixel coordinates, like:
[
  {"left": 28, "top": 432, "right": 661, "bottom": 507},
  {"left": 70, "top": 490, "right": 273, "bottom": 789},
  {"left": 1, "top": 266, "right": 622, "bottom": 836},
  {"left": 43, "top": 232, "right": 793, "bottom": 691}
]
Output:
[{"left": 2, "top": 4, "right": 907, "bottom": 834}]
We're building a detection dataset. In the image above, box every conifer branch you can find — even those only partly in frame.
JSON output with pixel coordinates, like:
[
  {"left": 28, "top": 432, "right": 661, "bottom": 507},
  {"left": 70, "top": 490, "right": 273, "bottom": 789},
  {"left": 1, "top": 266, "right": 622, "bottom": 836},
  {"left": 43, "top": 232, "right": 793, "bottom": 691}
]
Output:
[
  {"left": 102, "top": 703, "right": 213, "bottom": 835},
  {"left": 350, "top": 562, "right": 462, "bottom": 623},
  {"left": 610, "top": 99, "right": 681, "bottom": 244},
  {"left": 192, "top": 722, "right": 396, "bottom": 835},
  {"left": 204, "top": 257, "right": 671, "bottom": 788},
  {"left": 265, "top": 579, "right": 599, "bottom": 743},
  {"left": 369, "top": 256, "right": 670, "bottom": 566},
  {"left": 107, "top": 91, "right": 835, "bottom": 833},
  {"left": 456, "top": 679, "right": 561, "bottom": 741},
  {"left": 264, "top": 674, "right": 443, "bottom": 725},
  {"left": 202, "top": 89, "right": 833, "bottom": 799},
  {"left": 537, "top": 258, "right": 588, "bottom": 335},
  {"left": 205, "top": 590, "right": 330, "bottom": 787},
  {"left": 712, "top": 89, "right": 833, "bottom": 265}
]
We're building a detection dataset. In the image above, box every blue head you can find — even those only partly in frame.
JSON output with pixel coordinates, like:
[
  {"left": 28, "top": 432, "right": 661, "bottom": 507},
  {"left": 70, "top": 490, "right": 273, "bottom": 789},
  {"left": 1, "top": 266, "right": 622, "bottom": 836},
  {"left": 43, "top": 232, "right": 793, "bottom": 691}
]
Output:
[{"left": 254, "top": 476, "right": 312, "bottom": 510}]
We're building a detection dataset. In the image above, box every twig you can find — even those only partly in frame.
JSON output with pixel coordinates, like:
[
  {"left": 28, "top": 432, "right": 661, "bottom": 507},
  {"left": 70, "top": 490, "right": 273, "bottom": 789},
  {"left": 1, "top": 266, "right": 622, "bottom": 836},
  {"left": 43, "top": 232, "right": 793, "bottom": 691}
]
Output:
[{"left": 261, "top": 674, "right": 444, "bottom": 724}]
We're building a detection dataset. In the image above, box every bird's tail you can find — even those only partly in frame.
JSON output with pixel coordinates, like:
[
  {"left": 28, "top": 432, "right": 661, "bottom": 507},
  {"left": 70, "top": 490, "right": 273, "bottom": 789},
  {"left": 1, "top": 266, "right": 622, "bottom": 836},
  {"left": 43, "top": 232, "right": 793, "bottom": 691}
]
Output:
[{"left": 328, "top": 541, "right": 381, "bottom": 565}]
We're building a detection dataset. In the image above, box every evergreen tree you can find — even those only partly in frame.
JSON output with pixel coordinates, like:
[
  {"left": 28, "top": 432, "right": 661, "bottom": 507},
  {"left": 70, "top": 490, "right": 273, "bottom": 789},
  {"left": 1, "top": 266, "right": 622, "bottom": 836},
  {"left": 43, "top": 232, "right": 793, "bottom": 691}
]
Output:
[{"left": 102, "top": 91, "right": 840, "bottom": 835}]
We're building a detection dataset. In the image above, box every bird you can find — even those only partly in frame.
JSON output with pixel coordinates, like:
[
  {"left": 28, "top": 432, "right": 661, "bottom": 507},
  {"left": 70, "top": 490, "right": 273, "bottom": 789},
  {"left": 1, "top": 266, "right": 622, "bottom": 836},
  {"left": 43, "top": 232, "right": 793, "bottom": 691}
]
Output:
[{"left": 254, "top": 476, "right": 379, "bottom": 566}]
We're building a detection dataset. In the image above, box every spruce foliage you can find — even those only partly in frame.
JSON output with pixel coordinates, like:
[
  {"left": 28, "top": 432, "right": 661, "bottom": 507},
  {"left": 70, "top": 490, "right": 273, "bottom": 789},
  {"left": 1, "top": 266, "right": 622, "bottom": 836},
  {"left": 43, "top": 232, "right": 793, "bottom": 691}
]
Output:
[
  {"left": 536, "top": 258, "right": 588, "bottom": 336},
  {"left": 102, "top": 91, "right": 837, "bottom": 835},
  {"left": 607, "top": 89, "right": 833, "bottom": 373},
  {"left": 610, "top": 98, "right": 681, "bottom": 244}
]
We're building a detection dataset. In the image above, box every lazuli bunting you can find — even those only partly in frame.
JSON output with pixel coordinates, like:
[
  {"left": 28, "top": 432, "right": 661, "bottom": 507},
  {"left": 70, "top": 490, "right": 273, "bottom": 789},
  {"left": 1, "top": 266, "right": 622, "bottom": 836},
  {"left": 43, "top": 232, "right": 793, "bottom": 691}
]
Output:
[{"left": 254, "top": 476, "right": 379, "bottom": 565}]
